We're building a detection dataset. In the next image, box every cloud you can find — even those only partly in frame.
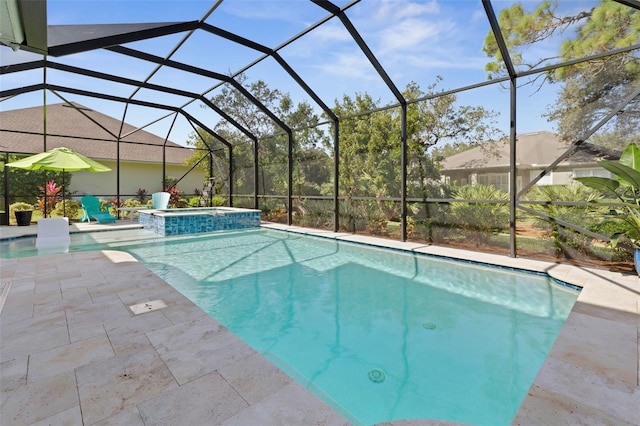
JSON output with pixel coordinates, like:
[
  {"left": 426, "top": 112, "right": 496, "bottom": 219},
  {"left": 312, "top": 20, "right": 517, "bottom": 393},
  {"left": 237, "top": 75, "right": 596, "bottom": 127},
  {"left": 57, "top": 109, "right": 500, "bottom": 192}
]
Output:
[
  {"left": 372, "top": 0, "right": 440, "bottom": 22},
  {"left": 377, "top": 18, "right": 453, "bottom": 53},
  {"left": 307, "top": 18, "right": 352, "bottom": 43},
  {"left": 471, "top": 8, "right": 487, "bottom": 23},
  {"left": 313, "top": 50, "right": 379, "bottom": 81},
  {"left": 262, "top": 0, "right": 499, "bottom": 98},
  {"left": 279, "top": 0, "right": 497, "bottom": 93}
]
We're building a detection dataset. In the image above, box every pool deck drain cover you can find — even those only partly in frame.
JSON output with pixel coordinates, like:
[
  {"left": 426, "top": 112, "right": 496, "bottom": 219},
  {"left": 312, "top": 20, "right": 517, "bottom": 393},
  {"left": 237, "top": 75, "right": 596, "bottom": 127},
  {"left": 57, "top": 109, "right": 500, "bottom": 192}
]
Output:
[
  {"left": 368, "top": 368, "right": 386, "bottom": 383},
  {"left": 129, "top": 299, "right": 167, "bottom": 315}
]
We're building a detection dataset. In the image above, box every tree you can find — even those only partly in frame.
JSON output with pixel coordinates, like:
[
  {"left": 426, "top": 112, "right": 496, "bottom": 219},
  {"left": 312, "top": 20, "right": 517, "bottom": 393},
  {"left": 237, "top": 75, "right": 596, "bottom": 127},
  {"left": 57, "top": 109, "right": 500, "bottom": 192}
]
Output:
[
  {"left": 403, "top": 79, "right": 502, "bottom": 200},
  {"left": 330, "top": 80, "right": 502, "bottom": 229},
  {"left": 483, "top": 0, "right": 640, "bottom": 145},
  {"left": 430, "top": 141, "right": 475, "bottom": 161},
  {"left": 327, "top": 92, "right": 397, "bottom": 230},
  {"left": 185, "top": 74, "right": 328, "bottom": 201}
]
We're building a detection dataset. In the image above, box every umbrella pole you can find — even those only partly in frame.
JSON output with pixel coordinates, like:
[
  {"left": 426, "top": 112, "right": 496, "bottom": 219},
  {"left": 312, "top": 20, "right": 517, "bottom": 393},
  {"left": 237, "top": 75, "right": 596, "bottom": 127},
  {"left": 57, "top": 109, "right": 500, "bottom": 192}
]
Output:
[
  {"left": 62, "top": 170, "right": 66, "bottom": 218},
  {"left": 44, "top": 175, "right": 48, "bottom": 218}
]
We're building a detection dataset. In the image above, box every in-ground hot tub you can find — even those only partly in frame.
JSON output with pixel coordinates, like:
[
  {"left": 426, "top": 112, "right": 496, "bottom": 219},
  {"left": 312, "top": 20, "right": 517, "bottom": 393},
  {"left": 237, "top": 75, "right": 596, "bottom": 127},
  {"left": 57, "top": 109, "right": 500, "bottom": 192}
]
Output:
[{"left": 138, "top": 207, "right": 261, "bottom": 236}]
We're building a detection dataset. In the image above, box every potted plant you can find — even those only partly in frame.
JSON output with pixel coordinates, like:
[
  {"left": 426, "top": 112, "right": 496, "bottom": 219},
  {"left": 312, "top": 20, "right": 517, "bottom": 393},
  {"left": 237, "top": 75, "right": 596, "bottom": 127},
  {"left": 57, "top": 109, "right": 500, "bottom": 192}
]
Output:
[
  {"left": 10, "top": 202, "right": 35, "bottom": 226},
  {"left": 574, "top": 142, "right": 640, "bottom": 273}
]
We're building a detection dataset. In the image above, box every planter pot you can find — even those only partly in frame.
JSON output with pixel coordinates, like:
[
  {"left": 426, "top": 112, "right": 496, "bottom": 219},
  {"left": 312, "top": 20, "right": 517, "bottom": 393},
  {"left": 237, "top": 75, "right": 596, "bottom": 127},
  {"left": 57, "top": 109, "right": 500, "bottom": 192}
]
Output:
[
  {"left": 635, "top": 248, "right": 640, "bottom": 276},
  {"left": 0, "top": 211, "right": 8, "bottom": 226},
  {"left": 14, "top": 210, "right": 33, "bottom": 226}
]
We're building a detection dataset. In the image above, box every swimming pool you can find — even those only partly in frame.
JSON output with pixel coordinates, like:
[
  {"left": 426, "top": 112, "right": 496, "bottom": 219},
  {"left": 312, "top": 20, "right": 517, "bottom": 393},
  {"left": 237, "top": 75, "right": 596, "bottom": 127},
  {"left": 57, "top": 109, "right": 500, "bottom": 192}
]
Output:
[{"left": 0, "top": 228, "right": 579, "bottom": 425}]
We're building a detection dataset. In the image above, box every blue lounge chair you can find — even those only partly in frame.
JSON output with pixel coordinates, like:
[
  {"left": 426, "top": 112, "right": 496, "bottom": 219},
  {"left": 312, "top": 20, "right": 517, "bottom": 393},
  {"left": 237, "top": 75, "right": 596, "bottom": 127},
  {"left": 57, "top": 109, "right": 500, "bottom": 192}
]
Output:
[
  {"left": 81, "top": 195, "right": 117, "bottom": 224},
  {"left": 152, "top": 192, "right": 170, "bottom": 209}
]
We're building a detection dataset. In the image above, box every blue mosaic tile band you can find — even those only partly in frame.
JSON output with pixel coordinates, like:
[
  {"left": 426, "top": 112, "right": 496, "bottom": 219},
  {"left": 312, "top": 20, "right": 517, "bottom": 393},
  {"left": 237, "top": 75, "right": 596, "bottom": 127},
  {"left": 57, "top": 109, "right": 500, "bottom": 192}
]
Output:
[{"left": 139, "top": 208, "right": 260, "bottom": 236}]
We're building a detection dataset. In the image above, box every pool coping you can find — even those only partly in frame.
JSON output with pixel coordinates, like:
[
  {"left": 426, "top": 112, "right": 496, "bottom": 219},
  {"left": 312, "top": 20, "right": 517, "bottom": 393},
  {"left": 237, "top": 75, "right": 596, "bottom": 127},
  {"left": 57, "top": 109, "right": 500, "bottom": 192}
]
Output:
[{"left": 0, "top": 222, "right": 638, "bottom": 425}]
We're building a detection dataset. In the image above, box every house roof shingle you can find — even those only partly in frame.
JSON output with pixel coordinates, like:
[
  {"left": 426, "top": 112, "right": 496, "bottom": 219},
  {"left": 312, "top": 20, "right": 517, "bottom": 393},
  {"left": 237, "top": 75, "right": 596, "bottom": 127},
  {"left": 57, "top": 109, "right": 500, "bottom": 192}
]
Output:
[{"left": 0, "top": 102, "right": 195, "bottom": 165}]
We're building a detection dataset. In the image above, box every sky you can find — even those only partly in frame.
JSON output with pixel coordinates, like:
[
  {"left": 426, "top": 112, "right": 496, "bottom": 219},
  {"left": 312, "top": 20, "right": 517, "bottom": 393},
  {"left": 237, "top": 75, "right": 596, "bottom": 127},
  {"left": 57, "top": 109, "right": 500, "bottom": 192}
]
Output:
[{"left": 0, "top": 0, "right": 603, "bottom": 147}]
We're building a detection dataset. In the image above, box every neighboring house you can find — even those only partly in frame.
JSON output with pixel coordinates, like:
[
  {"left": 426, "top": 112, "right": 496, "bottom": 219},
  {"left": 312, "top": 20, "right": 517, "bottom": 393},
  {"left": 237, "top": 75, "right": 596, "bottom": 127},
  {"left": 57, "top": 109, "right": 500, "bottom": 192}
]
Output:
[
  {"left": 440, "top": 131, "right": 618, "bottom": 192},
  {"left": 0, "top": 102, "right": 205, "bottom": 199}
]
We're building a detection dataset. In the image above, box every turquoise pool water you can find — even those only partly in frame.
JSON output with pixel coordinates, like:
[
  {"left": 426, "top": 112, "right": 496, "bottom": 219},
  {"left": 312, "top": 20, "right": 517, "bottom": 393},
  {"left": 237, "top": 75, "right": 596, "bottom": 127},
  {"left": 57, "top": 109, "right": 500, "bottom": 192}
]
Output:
[{"left": 1, "top": 229, "right": 579, "bottom": 425}]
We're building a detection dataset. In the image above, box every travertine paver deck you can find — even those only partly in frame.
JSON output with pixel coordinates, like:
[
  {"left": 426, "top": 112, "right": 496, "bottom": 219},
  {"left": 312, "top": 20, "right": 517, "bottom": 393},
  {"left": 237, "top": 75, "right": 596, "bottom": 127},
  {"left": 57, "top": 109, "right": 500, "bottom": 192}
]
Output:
[
  {"left": 0, "top": 247, "right": 350, "bottom": 425},
  {"left": 1, "top": 222, "right": 639, "bottom": 425}
]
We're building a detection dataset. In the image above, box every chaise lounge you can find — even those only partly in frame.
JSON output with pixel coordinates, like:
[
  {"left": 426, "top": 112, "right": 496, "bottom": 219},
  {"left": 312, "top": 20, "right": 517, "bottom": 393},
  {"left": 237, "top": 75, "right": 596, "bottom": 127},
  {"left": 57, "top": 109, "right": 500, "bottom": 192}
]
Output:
[{"left": 81, "top": 195, "right": 117, "bottom": 224}]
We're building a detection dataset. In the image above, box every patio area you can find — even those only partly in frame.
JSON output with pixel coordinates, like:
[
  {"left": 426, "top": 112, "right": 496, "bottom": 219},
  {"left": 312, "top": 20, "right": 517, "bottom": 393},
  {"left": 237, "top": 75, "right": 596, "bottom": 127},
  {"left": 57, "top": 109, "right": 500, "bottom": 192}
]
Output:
[
  {"left": 0, "top": 223, "right": 350, "bottom": 425},
  {"left": 0, "top": 222, "right": 638, "bottom": 425}
]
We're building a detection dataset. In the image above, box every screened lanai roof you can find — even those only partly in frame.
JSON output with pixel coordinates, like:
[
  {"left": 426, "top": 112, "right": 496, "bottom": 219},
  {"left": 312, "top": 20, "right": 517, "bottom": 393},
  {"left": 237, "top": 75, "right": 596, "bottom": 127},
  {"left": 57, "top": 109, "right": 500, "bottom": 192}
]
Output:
[{"left": 2, "top": 0, "right": 637, "bottom": 152}]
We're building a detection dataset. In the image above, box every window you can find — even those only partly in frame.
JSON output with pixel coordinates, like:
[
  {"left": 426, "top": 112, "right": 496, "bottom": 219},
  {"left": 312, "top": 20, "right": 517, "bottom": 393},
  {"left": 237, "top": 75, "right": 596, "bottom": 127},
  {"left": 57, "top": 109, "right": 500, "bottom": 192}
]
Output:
[
  {"left": 573, "top": 168, "right": 613, "bottom": 179},
  {"left": 478, "top": 173, "right": 509, "bottom": 192}
]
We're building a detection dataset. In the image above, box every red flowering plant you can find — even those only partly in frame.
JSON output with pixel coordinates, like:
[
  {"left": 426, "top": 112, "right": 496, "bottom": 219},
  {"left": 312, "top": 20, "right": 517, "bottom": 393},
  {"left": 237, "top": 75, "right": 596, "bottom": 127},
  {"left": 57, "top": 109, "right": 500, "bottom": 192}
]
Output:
[
  {"left": 37, "top": 180, "right": 63, "bottom": 216},
  {"left": 110, "top": 197, "right": 123, "bottom": 214},
  {"left": 164, "top": 185, "right": 188, "bottom": 208}
]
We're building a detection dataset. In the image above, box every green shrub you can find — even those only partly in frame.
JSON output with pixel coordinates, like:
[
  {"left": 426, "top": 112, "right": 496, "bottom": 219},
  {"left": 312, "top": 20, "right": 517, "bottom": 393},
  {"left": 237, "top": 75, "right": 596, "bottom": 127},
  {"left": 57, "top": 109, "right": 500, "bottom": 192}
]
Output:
[
  {"left": 523, "top": 184, "right": 605, "bottom": 256},
  {"left": 53, "top": 200, "right": 81, "bottom": 220},
  {"left": 574, "top": 143, "right": 640, "bottom": 251},
  {"left": 97, "top": 198, "right": 113, "bottom": 213},
  {"left": 117, "top": 198, "right": 143, "bottom": 219},
  {"left": 294, "top": 199, "right": 333, "bottom": 229},
  {"left": 337, "top": 199, "right": 378, "bottom": 233},
  {"left": 263, "top": 205, "right": 288, "bottom": 223},
  {"left": 367, "top": 216, "right": 388, "bottom": 235},
  {"left": 10, "top": 201, "right": 34, "bottom": 212},
  {"left": 407, "top": 201, "right": 450, "bottom": 243},
  {"left": 122, "top": 198, "right": 142, "bottom": 208},
  {"left": 211, "top": 195, "right": 227, "bottom": 207},
  {"left": 9, "top": 202, "right": 34, "bottom": 225},
  {"left": 449, "top": 184, "right": 509, "bottom": 246}
]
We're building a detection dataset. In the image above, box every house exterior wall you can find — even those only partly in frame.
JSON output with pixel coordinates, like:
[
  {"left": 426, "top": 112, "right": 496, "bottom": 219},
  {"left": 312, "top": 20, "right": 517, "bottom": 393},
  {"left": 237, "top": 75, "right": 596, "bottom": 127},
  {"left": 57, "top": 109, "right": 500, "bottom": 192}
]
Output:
[
  {"left": 69, "top": 161, "right": 206, "bottom": 200},
  {"left": 546, "top": 169, "right": 573, "bottom": 185},
  {"left": 443, "top": 164, "right": 607, "bottom": 191},
  {"left": 444, "top": 169, "right": 528, "bottom": 191},
  {"left": 529, "top": 165, "right": 611, "bottom": 186}
]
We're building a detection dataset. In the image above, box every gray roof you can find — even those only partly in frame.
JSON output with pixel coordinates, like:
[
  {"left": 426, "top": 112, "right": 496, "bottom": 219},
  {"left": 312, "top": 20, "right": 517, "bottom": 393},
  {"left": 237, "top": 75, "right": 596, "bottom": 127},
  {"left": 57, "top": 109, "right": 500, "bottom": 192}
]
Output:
[
  {"left": 441, "top": 131, "right": 618, "bottom": 171},
  {"left": 0, "top": 102, "right": 194, "bottom": 165}
]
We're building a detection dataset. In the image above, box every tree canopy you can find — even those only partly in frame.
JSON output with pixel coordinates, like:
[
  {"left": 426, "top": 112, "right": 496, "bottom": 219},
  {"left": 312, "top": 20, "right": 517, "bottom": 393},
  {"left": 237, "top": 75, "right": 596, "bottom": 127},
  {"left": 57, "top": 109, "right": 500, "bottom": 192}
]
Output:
[
  {"left": 483, "top": 0, "right": 639, "bottom": 146},
  {"left": 186, "top": 75, "right": 502, "bottom": 214},
  {"left": 185, "top": 74, "right": 329, "bottom": 198},
  {"left": 329, "top": 79, "right": 501, "bottom": 219}
]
